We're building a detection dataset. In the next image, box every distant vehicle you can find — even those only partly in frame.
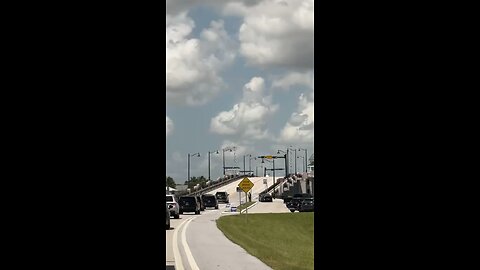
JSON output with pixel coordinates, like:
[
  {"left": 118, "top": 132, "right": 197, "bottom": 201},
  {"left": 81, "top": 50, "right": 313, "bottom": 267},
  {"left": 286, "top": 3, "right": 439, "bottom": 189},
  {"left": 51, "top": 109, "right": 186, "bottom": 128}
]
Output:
[
  {"left": 215, "top": 191, "right": 229, "bottom": 203},
  {"left": 196, "top": 195, "right": 205, "bottom": 211},
  {"left": 259, "top": 193, "right": 273, "bottom": 202},
  {"left": 179, "top": 196, "right": 201, "bottom": 214},
  {"left": 165, "top": 203, "right": 170, "bottom": 229},
  {"left": 201, "top": 194, "right": 218, "bottom": 209},
  {"left": 283, "top": 195, "right": 293, "bottom": 204},
  {"left": 286, "top": 198, "right": 304, "bottom": 212},
  {"left": 166, "top": 194, "right": 180, "bottom": 219},
  {"left": 293, "top": 193, "right": 313, "bottom": 199},
  {"left": 298, "top": 198, "right": 314, "bottom": 212}
]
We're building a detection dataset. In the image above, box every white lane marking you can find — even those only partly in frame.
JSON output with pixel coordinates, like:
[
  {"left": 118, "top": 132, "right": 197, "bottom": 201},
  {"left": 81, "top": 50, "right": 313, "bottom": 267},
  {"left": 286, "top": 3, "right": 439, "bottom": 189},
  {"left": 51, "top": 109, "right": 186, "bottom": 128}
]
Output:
[
  {"left": 173, "top": 217, "right": 192, "bottom": 270},
  {"left": 181, "top": 216, "right": 200, "bottom": 270}
]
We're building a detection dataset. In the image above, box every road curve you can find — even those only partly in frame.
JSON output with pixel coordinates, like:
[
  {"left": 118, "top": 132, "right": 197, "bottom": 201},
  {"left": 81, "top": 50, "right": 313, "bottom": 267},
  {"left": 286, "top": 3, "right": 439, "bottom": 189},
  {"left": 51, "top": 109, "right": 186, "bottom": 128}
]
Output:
[{"left": 167, "top": 176, "right": 289, "bottom": 269}]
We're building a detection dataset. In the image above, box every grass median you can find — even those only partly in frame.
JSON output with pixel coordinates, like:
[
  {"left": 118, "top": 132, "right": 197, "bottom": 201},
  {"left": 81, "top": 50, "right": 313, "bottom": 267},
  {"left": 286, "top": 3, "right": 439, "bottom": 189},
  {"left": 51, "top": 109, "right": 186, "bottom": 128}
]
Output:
[
  {"left": 236, "top": 201, "right": 256, "bottom": 212},
  {"left": 216, "top": 212, "right": 314, "bottom": 270}
]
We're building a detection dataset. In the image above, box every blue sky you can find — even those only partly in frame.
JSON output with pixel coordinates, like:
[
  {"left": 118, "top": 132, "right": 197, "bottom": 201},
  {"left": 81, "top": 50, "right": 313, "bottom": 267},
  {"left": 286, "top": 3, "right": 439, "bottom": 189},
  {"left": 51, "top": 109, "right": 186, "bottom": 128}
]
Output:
[{"left": 166, "top": 0, "right": 314, "bottom": 184}]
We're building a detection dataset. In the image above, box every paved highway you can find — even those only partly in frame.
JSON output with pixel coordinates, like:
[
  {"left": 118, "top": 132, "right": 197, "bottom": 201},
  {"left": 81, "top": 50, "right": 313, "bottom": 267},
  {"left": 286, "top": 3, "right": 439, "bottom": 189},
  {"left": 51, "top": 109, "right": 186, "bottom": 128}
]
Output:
[
  {"left": 166, "top": 176, "right": 291, "bottom": 269},
  {"left": 204, "top": 177, "right": 279, "bottom": 207}
]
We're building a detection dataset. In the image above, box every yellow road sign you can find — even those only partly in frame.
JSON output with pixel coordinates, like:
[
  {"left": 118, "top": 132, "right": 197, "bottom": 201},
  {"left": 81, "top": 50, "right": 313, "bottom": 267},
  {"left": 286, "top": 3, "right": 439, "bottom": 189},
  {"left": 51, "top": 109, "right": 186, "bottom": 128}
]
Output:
[
  {"left": 264, "top": 155, "right": 273, "bottom": 159},
  {"left": 238, "top": 177, "right": 254, "bottom": 193}
]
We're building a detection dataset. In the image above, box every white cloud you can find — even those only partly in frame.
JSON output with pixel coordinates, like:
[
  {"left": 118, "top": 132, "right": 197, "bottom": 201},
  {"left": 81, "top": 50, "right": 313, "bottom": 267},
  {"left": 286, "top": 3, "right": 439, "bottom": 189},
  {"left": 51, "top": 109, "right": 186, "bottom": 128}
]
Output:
[
  {"left": 167, "top": 0, "right": 262, "bottom": 15},
  {"left": 210, "top": 77, "right": 278, "bottom": 139},
  {"left": 166, "top": 116, "right": 174, "bottom": 136},
  {"left": 278, "top": 92, "right": 314, "bottom": 143},
  {"left": 172, "top": 151, "right": 183, "bottom": 163},
  {"left": 167, "top": 13, "right": 236, "bottom": 106},
  {"left": 272, "top": 71, "right": 313, "bottom": 90},
  {"left": 225, "top": 0, "right": 313, "bottom": 69}
]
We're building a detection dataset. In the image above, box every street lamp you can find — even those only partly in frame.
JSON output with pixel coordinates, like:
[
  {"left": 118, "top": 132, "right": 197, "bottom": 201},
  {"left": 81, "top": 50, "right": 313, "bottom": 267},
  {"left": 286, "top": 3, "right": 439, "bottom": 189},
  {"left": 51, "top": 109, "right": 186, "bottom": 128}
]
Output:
[
  {"left": 298, "top": 148, "right": 308, "bottom": 174},
  {"left": 287, "top": 146, "right": 297, "bottom": 174},
  {"left": 222, "top": 146, "right": 236, "bottom": 176},
  {"left": 249, "top": 155, "right": 256, "bottom": 176},
  {"left": 277, "top": 149, "right": 288, "bottom": 176},
  {"left": 243, "top": 154, "right": 247, "bottom": 176},
  {"left": 208, "top": 150, "right": 219, "bottom": 182},
  {"left": 188, "top": 152, "right": 201, "bottom": 184},
  {"left": 243, "top": 154, "right": 255, "bottom": 175},
  {"left": 255, "top": 165, "right": 262, "bottom": 177},
  {"left": 297, "top": 156, "right": 305, "bottom": 172}
]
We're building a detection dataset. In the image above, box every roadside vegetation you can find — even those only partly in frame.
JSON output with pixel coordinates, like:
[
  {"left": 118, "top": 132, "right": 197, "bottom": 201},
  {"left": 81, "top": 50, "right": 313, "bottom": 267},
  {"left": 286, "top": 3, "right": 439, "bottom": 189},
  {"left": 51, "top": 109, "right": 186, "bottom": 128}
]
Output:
[
  {"left": 216, "top": 212, "right": 314, "bottom": 270},
  {"left": 236, "top": 201, "right": 256, "bottom": 212}
]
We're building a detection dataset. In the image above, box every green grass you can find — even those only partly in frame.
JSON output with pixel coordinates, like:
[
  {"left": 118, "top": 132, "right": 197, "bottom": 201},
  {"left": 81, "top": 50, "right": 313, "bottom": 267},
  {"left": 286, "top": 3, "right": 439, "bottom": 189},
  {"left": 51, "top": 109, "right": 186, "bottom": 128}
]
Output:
[
  {"left": 216, "top": 212, "right": 314, "bottom": 270},
  {"left": 236, "top": 201, "right": 256, "bottom": 212}
]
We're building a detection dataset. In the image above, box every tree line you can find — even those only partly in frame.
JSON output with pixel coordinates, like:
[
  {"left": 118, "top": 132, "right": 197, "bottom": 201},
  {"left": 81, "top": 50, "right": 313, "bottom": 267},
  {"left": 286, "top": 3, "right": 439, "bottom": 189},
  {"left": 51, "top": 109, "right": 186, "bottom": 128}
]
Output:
[{"left": 166, "top": 176, "right": 209, "bottom": 189}]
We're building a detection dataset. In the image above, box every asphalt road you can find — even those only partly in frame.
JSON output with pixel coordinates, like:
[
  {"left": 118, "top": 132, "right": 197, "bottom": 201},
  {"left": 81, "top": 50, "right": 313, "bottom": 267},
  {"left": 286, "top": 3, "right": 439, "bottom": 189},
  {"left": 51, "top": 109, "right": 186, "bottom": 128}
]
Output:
[{"left": 166, "top": 176, "right": 291, "bottom": 269}]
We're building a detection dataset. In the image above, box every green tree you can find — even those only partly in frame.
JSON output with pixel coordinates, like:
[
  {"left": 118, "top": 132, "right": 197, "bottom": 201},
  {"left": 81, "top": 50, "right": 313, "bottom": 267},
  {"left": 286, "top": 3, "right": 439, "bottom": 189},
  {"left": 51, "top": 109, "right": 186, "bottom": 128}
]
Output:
[
  {"left": 166, "top": 176, "right": 176, "bottom": 188},
  {"left": 185, "top": 176, "right": 207, "bottom": 189}
]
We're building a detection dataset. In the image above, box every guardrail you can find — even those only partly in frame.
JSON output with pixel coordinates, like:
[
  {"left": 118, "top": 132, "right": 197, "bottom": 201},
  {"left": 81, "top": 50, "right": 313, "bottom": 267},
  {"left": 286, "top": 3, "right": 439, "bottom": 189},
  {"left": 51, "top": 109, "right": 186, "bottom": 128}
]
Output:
[
  {"left": 259, "top": 178, "right": 283, "bottom": 196},
  {"left": 187, "top": 175, "right": 247, "bottom": 197}
]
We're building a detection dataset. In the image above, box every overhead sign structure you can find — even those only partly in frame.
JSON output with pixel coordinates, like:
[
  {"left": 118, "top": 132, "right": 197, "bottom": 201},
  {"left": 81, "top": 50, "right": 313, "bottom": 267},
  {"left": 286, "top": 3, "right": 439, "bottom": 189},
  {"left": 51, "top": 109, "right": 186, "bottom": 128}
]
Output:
[
  {"left": 264, "top": 155, "right": 273, "bottom": 159},
  {"left": 238, "top": 177, "right": 254, "bottom": 193}
]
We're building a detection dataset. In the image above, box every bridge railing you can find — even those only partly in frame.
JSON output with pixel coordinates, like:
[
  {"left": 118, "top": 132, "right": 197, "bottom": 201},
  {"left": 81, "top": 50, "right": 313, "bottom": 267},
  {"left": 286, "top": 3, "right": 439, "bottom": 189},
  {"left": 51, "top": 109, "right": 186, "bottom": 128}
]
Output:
[{"left": 187, "top": 175, "right": 247, "bottom": 197}]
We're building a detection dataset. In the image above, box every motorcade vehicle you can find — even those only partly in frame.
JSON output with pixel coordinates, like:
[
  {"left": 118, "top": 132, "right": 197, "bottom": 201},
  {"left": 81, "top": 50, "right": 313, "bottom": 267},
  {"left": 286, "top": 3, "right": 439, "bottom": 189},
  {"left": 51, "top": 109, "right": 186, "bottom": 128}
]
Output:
[
  {"left": 166, "top": 194, "right": 180, "bottom": 219},
  {"left": 282, "top": 195, "right": 293, "bottom": 204},
  {"left": 196, "top": 195, "right": 205, "bottom": 211},
  {"left": 298, "top": 198, "right": 314, "bottom": 212},
  {"left": 259, "top": 193, "right": 273, "bottom": 202},
  {"left": 178, "top": 196, "right": 201, "bottom": 214},
  {"left": 201, "top": 194, "right": 218, "bottom": 209},
  {"left": 166, "top": 203, "right": 170, "bottom": 229},
  {"left": 293, "top": 193, "right": 313, "bottom": 199},
  {"left": 215, "top": 191, "right": 229, "bottom": 203},
  {"left": 286, "top": 197, "right": 304, "bottom": 212}
]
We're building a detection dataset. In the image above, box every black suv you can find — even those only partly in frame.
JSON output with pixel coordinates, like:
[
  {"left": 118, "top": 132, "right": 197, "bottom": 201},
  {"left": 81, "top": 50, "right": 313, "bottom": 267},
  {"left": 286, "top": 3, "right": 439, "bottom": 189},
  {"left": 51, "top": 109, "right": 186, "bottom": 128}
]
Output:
[
  {"left": 286, "top": 198, "right": 304, "bottom": 212},
  {"left": 215, "top": 191, "right": 229, "bottom": 203},
  {"left": 179, "top": 196, "right": 201, "bottom": 214},
  {"left": 259, "top": 193, "right": 273, "bottom": 202},
  {"left": 298, "top": 198, "right": 314, "bottom": 212},
  {"left": 201, "top": 194, "right": 218, "bottom": 209},
  {"left": 293, "top": 193, "right": 313, "bottom": 199}
]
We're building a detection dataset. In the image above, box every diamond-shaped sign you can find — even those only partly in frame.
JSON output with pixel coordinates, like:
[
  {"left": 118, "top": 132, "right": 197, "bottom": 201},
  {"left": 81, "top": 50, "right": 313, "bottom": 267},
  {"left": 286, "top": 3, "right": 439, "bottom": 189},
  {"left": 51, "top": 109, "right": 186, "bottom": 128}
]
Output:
[{"left": 238, "top": 177, "right": 254, "bottom": 193}]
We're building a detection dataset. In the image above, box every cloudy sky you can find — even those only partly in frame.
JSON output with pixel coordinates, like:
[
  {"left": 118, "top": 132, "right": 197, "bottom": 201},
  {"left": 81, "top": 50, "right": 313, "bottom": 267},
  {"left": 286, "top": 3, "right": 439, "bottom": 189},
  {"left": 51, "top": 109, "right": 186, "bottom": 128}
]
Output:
[{"left": 166, "top": 0, "right": 314, "bottom": 184}]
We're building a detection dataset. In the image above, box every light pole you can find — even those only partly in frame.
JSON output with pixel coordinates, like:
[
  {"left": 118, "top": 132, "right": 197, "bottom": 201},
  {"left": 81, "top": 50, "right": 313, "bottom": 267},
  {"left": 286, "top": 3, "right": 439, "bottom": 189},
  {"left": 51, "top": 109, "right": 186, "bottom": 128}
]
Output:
[
  {"left": 255, "top": 165, "right": 262, "bottom": 177},
  {"left": 222, "top": 146, "right": 236, "bottom": 176},
  {"left": 208, "top": 150, "right": 219, "bottom": 182},
  {"left": 249, "top": 155, "right": 256, "bottom": 176},
  {"left": 272, "top": 158, "right": 276, "bottom": 198},
  {"left": 188, "top": 152, "right": 200, "bottom": 184},
  {"left": 298, "top": 148, "right": 308, "bottom": 174},
  {"left": 262, "top": 158, "right": 276, "bottom": 197},
  {"left": 287, "top": 146, "right": 297, "bottom": 175},
  {"left": 243, "top": 154, "right": 246, "bottom": 175},
  {"left": 277, "top": 150, "right": 288, "bottom": 176},
  {"left": 290, "top": 147, "right": 297, "bottom": 174},
  {"left": 262, "top": 158, "right": 272, "bottom": 185},
  {"left": 297, "top": 156, "right": 305, "bottom": 172}
]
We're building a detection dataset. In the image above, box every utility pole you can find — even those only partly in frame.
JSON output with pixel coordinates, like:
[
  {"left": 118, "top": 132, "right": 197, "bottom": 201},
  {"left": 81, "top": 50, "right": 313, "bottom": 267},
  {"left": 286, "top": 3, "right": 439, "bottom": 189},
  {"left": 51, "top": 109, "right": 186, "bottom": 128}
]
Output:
[
  {"left": 243, "top": 155, "right": 246, "bottom": 176},
  {"left": 294, "top": 149, "right": 297, "bottom": 174},
  {"left": 208, "top": 150, "right": 219, "bottom": 182},
  {"left": 299, "top": 148, "right": 308, "bottom": 174},
  {"left": 284, "top": 154, "right": 287, "bottom": 176},
  {"left": 222, "top": 146, "right": 235, "bottom": 176},
  {"left": 272, "top": 158, "right": 275, "bottom": 198}
]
